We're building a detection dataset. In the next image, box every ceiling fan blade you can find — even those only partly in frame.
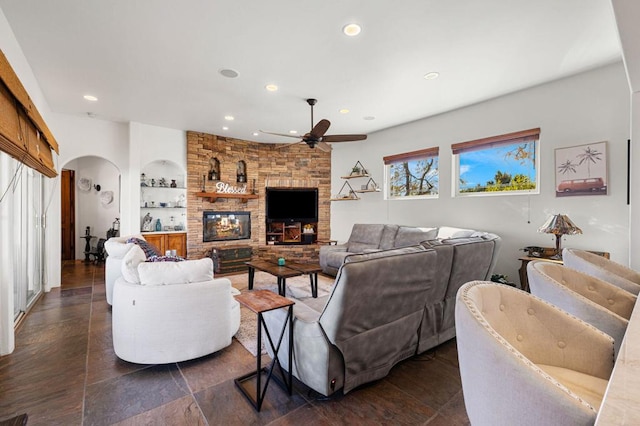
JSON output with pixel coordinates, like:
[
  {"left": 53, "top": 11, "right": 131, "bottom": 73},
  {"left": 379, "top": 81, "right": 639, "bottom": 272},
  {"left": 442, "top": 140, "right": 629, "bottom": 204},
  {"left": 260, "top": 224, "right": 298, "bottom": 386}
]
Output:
[
  {"left": 260, "top": 130, "right": 301, "bottom": 139},
  {"left": 321, "top": 134, "right": 367, "bottom": 142},
  {"left": 309, "top": 119, "right": 331, "bottom": 139},
  {"left": 274, "top": 140, "right": 304, "bottom": 150},
  {"left": 316, "top": 142, "right": 333, "bottom": 152}
]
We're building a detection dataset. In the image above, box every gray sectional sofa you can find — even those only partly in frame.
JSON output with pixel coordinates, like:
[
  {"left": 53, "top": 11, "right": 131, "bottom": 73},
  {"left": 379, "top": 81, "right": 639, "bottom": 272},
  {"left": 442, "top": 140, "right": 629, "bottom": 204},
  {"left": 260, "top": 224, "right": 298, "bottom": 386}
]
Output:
[
  {"left": 319, "top": 224, "right": 488, "bottom": 276},
  {"left": 264, "top": 224, "right": 501, "bottom": 396}
]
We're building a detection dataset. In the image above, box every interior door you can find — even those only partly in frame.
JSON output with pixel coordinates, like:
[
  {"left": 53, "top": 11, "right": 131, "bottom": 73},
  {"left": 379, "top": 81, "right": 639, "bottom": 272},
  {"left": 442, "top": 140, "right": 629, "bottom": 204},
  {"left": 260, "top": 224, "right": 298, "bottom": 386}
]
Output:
[{"left": 61, "top": 169, "right": 75, "bottom": 261}]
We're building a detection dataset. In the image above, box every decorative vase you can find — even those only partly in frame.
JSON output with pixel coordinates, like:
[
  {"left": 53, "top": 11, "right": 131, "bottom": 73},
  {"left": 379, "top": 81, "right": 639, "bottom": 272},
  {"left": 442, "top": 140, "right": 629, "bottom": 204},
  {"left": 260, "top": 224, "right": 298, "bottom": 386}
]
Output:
[
  {"left": 170, "top": 179, "right": 177, "bottom": 188},
  {"left": 155, "top": 219, "right": 162, "bottom": 232}
]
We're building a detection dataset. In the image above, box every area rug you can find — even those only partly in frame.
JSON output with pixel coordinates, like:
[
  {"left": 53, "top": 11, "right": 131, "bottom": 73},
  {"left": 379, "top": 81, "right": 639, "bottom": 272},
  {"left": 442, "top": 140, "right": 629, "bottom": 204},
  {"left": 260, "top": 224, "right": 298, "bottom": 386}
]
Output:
[{"left": 230, "top": 271, "right": 334, "bottom": 357}]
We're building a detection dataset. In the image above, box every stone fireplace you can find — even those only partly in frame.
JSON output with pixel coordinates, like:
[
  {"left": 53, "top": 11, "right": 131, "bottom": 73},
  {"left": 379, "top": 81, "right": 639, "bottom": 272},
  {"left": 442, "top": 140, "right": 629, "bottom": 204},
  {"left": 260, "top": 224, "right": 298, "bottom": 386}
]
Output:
[{"left": 186, "top": 131, "right": 331, "bottom": 263}]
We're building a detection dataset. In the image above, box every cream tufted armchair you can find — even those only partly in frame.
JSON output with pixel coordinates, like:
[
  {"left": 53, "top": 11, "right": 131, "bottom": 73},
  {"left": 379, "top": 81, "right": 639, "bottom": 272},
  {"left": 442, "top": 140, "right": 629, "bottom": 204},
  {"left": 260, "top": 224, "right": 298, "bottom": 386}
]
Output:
[
  {"left": 456, "top": 281, "right": 615, "bottom": 426},
  {"left": 528, "top": 261, "right": 635, "bottom": 356},
  {"left": 562, "top": 248, "right": 640, "bottom": 295}
]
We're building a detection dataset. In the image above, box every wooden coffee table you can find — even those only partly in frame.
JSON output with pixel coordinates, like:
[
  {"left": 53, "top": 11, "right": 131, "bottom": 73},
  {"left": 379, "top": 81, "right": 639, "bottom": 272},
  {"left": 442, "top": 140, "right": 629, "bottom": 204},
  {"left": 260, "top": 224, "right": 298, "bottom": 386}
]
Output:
[
  {"left": 284, "top": 262, "right": 323, "bottom": 298},
  {"left": 245, "top": 260, "right": 323, "bottom": 297},
  {"left": 246, "top": 260, "right": 302, "bottom": 297}
]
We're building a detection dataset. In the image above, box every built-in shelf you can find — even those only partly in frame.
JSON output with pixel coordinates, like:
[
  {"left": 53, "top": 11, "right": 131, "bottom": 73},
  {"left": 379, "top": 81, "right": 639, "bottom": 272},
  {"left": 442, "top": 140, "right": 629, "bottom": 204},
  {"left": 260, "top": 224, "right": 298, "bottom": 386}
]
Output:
[{"left": 196, "top": 191, "right": 258, "bottom": 203}]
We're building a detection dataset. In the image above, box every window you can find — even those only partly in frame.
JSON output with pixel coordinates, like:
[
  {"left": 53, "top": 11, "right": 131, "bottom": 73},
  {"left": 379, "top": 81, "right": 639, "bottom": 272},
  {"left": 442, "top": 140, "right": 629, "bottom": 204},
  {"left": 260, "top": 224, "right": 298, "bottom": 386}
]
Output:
[
  {"left": 384, "top": 147, "right": 439, "bottom": 199},
  {"left": 452, "top": 128, "right": 540, "bottom": 196}
]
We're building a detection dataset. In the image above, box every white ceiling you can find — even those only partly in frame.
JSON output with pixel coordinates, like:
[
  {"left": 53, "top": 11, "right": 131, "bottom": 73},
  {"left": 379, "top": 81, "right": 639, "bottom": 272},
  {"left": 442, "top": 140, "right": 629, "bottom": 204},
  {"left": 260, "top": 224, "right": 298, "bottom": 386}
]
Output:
[{"left": 0, "top": 0, "right": 624, "bottom": 144}]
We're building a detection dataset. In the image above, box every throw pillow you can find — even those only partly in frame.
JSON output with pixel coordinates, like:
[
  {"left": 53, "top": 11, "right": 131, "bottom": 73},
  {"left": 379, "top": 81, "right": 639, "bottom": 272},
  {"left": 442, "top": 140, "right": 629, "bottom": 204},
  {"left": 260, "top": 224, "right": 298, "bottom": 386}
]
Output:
[
  {"left": 121, "top": 244, "right": 146, "bottom": 284},
  {"left": 146, "top": 255, "right": 186, "bottom": 262},
  {"left": 125, "top": 237, "right": 160, "bottom": 258}
]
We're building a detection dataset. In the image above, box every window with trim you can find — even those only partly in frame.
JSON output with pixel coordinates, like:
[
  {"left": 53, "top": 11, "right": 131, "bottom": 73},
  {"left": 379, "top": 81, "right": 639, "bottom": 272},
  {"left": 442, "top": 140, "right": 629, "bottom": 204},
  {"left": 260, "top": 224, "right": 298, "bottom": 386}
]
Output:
[
  {"left": 384, "top": 147, "right": 439, "bottom": 199},
  {"left": 452, "top": 128, "right": 540, "bottom": 196}
]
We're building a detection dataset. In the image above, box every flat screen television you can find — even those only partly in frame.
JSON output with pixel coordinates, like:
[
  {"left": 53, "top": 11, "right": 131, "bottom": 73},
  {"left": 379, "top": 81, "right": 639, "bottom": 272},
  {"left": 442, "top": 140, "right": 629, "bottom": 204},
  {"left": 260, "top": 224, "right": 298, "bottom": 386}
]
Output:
[{"left": 265, "top": 187, "right": 318, "bottom": 223}]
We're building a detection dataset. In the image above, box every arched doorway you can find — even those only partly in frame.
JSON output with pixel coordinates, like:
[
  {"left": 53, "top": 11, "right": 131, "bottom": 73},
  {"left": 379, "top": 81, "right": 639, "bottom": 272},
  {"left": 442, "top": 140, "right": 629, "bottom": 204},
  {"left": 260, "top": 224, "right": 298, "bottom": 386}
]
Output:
[{"left": 61, "top": 156, "right": 120, "bottom": 261}]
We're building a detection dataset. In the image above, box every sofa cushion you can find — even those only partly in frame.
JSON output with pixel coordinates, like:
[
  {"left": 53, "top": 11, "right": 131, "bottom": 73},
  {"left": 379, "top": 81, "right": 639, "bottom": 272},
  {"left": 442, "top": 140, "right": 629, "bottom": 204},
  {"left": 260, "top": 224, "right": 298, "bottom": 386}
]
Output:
[
  {"left": 378, "top": 225, "right": 400, "bottom": 250},
  {"left": 437, "top": 226, "right": 476, "bottom": 239},
  {"left": 346, "top": 224, "right": 386, "bottom": 252},
  {"left": 121, "top": 244, "right": 146, "bottom": 284},
  {"left": 138, "top": 258, "right": 213, "bottom": 286},
  {"left": 394, "top": 226, "right": 439, "bottom": 248},
  {"left": 105, "top": 240, "right": 135, "bottom": 259}
]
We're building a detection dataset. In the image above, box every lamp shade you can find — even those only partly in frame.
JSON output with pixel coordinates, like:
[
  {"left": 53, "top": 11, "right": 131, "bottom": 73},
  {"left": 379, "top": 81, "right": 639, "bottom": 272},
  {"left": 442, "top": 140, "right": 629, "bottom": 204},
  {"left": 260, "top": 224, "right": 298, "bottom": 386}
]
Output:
[{"left": 537, "top": 214, "right": 583, "bottom": 236}]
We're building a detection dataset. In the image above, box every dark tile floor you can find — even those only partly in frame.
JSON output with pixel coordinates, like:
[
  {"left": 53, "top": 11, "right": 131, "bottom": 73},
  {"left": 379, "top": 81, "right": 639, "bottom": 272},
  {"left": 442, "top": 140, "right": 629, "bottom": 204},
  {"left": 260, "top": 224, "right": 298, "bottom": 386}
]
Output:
[{"left": 0, "top": 261, "right": 470, "bottom": 425}]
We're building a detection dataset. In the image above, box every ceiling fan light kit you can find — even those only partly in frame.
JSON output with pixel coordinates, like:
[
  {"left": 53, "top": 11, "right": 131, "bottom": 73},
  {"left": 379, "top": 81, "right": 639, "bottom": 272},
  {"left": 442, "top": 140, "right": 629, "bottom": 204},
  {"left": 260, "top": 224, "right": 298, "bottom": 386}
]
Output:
[{"left": 261, "top": 98, "right": 367, "bottom": 151}]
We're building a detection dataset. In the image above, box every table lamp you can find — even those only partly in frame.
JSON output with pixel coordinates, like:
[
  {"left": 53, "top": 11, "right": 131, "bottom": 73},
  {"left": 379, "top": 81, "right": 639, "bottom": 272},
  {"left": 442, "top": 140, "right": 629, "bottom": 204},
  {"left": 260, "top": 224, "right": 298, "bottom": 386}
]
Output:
[{"left": 537, "top": 214, "right": 582, "bottom": 259}]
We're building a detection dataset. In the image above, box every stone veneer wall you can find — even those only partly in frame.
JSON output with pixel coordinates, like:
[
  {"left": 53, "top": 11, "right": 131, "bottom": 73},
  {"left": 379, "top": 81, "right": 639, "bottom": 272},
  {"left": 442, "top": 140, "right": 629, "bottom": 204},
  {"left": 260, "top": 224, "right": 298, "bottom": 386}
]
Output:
[{"left": 186, "top": 131, "right": 331, "bottom": 263}]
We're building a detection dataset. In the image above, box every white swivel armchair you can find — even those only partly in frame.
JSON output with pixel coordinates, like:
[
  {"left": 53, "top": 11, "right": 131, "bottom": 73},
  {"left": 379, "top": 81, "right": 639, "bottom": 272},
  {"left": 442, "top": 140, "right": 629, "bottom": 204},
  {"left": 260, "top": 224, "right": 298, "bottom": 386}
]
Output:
[
  {"left": 456, "top": 281, "right": 614, "bottom": 426},
  {"left": 528, "top": 261, "right": 635, "bottom": 356},
  {"left": 111, "top": 247, "right": 240, "bottom": 364},
  {"left": 562, "top": 248, "right": 640, "bottom": 295}
]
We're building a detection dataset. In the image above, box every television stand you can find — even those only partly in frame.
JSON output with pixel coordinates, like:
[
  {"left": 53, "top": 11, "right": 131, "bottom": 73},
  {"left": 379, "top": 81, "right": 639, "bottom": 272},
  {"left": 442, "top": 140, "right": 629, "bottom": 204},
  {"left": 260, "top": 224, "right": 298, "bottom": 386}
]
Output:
[{"left": 266, "top": 221, "right": 317, "bottom": 245}]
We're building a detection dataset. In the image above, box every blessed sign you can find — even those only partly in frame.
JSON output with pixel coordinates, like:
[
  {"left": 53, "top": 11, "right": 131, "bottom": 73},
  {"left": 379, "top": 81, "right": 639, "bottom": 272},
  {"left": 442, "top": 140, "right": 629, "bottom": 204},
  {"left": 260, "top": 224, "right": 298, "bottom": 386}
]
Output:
[{"left": 215, "top": 181, "right": 248, "bottom": 194}]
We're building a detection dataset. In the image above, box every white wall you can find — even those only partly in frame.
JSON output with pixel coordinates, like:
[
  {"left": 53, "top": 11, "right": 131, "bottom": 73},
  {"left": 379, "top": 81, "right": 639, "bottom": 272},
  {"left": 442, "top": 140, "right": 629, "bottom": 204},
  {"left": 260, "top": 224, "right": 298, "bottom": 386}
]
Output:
[{"left": 330, "top": 62, "right": 631, "bottom": 285}]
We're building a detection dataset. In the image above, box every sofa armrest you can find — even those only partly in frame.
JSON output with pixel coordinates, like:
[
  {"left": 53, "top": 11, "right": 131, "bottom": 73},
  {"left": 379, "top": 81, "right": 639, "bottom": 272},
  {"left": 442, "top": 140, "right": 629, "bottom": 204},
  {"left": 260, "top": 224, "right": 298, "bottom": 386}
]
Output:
[
  {"left": 319, "top": 244, "right": 348, "bottom": 269},
  {"left": 320, "top": 243, "right": 347, "bottom": 255}
]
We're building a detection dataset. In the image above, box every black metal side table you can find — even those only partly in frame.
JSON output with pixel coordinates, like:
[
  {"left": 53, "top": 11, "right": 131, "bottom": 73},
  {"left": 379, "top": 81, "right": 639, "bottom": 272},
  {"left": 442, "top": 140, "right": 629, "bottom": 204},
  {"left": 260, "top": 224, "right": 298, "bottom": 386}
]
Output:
[
  {"left": 234, "top": 290, "right": 294, "bottom": 411},
  {"left": 80, "top": 235, "right": 95, "bottom": 262}
]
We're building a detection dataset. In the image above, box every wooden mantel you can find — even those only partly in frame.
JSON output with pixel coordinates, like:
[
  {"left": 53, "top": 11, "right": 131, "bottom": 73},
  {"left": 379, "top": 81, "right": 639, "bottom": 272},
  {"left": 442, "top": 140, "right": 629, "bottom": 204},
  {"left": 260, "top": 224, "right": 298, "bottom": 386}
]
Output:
[{"left": 196, "top": 191, "right": 258, "bottom": 203}]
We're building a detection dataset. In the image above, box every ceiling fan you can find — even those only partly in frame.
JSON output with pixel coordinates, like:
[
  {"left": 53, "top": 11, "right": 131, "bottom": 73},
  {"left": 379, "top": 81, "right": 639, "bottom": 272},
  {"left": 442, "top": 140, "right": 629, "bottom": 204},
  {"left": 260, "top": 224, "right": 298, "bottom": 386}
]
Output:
[{"left": 261, "top": 98, "right": 367, "bottom": 152}]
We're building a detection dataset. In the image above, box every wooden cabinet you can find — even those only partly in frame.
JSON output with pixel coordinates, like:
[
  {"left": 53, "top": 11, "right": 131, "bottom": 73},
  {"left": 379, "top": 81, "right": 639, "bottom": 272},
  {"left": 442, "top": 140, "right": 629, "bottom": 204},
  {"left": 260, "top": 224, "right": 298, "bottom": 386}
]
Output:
[
  {"left": 143, "top": 232, "right": 187, "bottom": 258},
  {"left": 266, "top": 222, "right": 316, "bottom": 245}
]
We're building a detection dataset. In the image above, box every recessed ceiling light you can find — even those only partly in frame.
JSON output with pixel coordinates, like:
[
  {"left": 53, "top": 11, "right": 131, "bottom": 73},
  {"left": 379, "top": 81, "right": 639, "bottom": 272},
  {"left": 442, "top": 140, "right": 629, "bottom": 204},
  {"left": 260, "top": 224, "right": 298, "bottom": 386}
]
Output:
[
  {"left": 83, "top": 94, "right": 98, "bottom": 101},
  {"left": 423, "top": 72, "right": 440, "bottom": 80},
  {"left": 363, "top": 116, "right": 375, "bottom": 120},
  {"left": 289, "top": 130, "right": 298, "bottom": 134},
  {"left": 222, "top": 126, "right": 229, "bottom": 130},
  {"left": 265, "top": 84, "right": 278, "bottom": 92},
  {"left": 252, "top": 132, "right": 259, "bottom": 136},
  {"left": 343, "top": 23, "right": 361, "bottom": 36},
  {"left": 224, "top": 115, "right": 234, "bottom": 121},
  {"left": 339, "top": 108, "right": 350, "bottom": 114},
  {"left": 219, "top": 69, "right": 239, "bottom": 78}
]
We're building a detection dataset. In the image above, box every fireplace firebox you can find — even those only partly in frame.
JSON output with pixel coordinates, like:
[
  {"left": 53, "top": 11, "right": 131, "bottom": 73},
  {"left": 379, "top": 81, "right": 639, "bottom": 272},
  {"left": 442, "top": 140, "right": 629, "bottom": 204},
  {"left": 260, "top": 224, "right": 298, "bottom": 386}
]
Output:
[{"left": 203, "top": 211, "right": 251, "bottom": 242}]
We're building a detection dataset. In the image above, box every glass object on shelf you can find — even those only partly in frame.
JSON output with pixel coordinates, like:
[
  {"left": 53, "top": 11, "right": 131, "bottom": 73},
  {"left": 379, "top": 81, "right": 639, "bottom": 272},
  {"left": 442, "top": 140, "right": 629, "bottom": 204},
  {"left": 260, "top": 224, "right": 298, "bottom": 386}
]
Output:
[{"left": 155, "top": 218, "right": 162, "bottom": 232}]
